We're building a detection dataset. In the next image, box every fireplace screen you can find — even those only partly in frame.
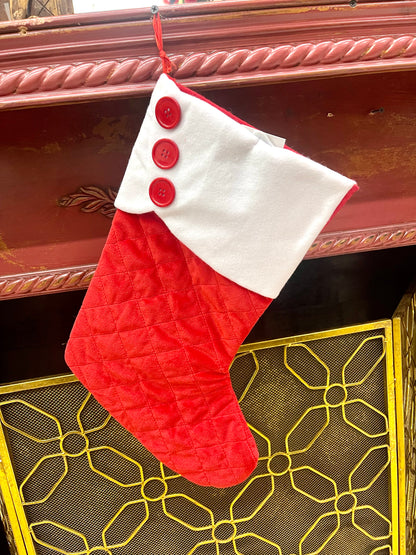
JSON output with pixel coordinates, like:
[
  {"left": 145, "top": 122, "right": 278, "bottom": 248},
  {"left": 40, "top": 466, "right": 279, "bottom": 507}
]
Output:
[{"left": 0, "top": 322, "right": 401, "bottom": 555}]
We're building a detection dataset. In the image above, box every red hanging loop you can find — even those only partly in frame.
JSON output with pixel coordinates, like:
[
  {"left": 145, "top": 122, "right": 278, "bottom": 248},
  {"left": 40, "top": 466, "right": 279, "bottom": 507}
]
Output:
[{"left": 152, "top": 7, "right": 173, "bottom": 75}]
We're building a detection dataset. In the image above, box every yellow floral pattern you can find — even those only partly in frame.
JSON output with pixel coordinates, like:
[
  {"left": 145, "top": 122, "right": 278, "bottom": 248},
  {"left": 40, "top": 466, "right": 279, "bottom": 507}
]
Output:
[{"left": 0, "top": 325, "right": 398, "bottom": 555}]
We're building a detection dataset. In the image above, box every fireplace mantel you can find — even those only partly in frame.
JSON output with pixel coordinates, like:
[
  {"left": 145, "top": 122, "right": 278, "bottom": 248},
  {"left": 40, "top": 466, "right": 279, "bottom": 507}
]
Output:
[{"left": 1, "top": 0, "right": 416, "bottom": 299}]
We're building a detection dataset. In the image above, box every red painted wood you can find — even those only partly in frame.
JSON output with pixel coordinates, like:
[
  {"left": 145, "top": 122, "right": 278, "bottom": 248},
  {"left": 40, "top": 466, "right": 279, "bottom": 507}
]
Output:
[
  {"left": 0, "top": 2, "right": 416, "bottom": 109},
  {"left": 0, "top": 0, "right": 407, "bottom": 35}
]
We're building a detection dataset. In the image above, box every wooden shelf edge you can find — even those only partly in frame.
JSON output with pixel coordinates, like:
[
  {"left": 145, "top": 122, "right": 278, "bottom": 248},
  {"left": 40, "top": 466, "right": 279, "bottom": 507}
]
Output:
[{"left": 1, "top": 222, "right": 415, "bottom": 300}]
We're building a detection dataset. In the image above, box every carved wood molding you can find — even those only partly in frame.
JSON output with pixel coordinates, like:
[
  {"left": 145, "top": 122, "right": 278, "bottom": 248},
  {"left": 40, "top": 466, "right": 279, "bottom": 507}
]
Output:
[
  {"left": 0, "top": 266, "right": 95, "bottom": 299},
  {"left": 1, "top": 1, "right": 416, "bottom": 109},
  {"left": 1, "top": 224, "right": 415, "bottom": 300},
  {"left": 1, "top": 34, "right": 416, "bottom": 108},
  {"left": 308, "top": 223, "right": 416, "bottom": 259},
  {"left": 58, "top": 186, "right": 117, "bottom": 218},
  {"left": 174, "top": 36, "right": 416, "bottom": 77}
]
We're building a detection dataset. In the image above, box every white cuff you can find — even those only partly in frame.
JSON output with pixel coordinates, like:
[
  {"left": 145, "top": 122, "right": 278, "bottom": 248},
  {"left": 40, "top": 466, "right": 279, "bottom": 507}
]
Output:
[{"left": 115, "top": 74, "right": 356, "bottom": 299}]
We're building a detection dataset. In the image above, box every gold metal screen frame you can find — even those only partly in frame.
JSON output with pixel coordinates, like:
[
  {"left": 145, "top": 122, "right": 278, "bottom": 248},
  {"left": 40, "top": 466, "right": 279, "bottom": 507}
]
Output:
[
  {"left": 0, "top": 375, "right": 79, "bottom": 555},
  {"left": 240, "top": 321, "right": 400, "bottom": 555},
  {"left": 0, "top": 321, "right": 403, "bottom": 555},
  {"left": 392, "top": 290, "right": 416, "bottom": 555}
]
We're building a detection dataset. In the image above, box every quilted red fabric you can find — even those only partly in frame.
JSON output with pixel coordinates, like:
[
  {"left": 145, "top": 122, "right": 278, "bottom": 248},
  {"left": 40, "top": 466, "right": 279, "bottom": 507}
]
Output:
[{"left": 65, "top": 210, "right": 272, "bottom": 487}]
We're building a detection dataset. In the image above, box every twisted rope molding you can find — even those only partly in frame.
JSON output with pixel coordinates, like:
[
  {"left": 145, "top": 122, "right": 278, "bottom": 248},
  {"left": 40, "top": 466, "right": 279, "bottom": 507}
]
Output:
[
  {"left": 0, "top": 266, "right": 95, "bottom": 299},
  {"left": 1, "top": 224, "right": 415, "bottom": 299},
  {"left": 308, "top": 224, "right": 416, "bottom": 258},
  {"left": 1, "top": 35, "right": 416, "bottom": 97}
]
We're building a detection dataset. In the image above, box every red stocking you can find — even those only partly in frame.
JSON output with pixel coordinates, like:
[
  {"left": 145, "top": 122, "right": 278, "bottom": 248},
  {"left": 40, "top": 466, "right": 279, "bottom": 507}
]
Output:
[
  {"left": 66, "top": 74, "right": 357, "bottom": 487},
  {"left": 66, "top": 210, "right": 271, "bottom": 487}
]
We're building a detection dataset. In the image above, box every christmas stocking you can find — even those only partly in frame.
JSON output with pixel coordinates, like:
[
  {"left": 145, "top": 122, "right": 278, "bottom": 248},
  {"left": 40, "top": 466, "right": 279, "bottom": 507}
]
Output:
[{"left": 65, "top": 74, "right": 357, "bottom": 488}]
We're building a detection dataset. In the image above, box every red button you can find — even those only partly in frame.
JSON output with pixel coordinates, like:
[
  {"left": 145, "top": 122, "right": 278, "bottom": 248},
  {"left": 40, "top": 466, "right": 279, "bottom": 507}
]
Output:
[
  {"left": 155, "top": 97, "right": 181, "bottom": 129},
  {"left": 152, "top": 139, "right": 179, "bottom": 170},
  {"left": 149, "top": 178, "right": 176, "bottom": 207}
]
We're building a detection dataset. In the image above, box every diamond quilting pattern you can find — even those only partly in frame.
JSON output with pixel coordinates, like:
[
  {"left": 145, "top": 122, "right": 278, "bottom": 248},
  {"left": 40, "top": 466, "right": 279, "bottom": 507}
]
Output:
[{"left": 65, "top": 210, "right": 271, "bottom": 488}]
